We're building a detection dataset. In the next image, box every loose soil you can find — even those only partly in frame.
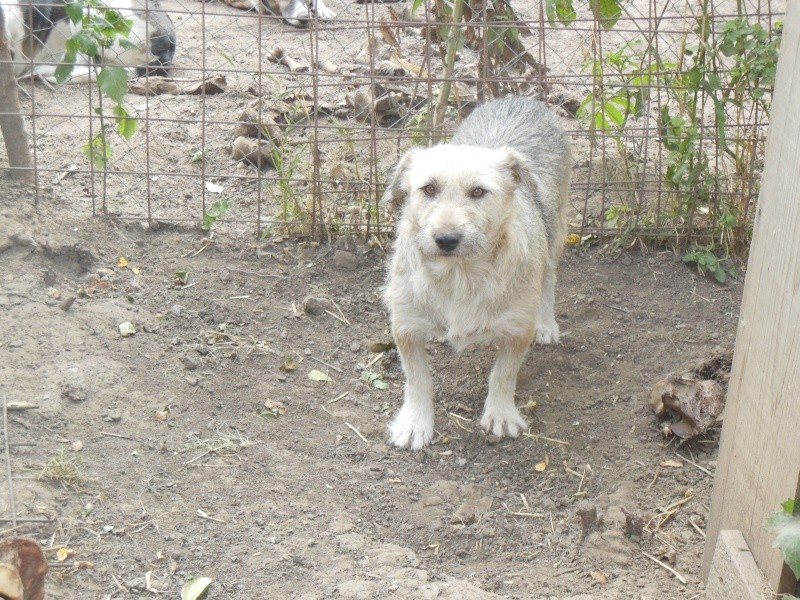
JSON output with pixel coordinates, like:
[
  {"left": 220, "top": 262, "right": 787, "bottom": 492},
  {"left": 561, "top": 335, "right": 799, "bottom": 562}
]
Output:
[{"left": 1, "top": 186, "right": 741, "bottom": 599}]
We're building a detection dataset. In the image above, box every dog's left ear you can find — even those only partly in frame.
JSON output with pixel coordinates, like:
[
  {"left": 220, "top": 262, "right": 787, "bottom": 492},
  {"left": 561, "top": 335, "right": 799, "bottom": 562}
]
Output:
[
  {"left": 381, "top": 149, "right": 419, "bottom": 213},
  {"left": 499, "top": 148, "right": 538, "bottom": 194}
]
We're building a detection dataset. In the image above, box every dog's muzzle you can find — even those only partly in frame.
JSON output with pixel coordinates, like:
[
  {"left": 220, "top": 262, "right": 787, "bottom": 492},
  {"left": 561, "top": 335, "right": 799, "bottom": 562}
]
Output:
[
  {"left": 136, "top": 29, "right": 177, "bottom": 77},
  {"left": 433, "top": 232, "right": 462, "bottom": 254}
]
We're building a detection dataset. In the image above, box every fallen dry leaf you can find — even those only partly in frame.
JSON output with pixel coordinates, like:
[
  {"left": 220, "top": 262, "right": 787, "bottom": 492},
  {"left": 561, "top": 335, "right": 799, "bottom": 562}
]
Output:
[
  {"left": 534, "top": 454, "right": 549, "bottom": 472},
  {"left": 55, "top": 547, "right": 74, "bottom": 562},
  {"left": 181, "top": 576, "right": 213, "bottom": 600},
  {"left": 659, "top": 459, "right": 683, "bottom": 469},
  {"left": 308, "top": 369, "right": 332, "bottom": 382},
  {"left": 117, "top": 256, "right": 128, "bottom": 268},
  {"left": 590, "top": 570, "right": 609, "bottom": 584}
]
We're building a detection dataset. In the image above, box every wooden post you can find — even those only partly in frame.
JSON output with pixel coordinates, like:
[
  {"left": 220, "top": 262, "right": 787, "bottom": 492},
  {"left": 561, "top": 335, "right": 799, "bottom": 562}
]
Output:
[
  {"left": 703, "top": 2, "right": 800, "bottom": 594},
  {"left": 0, "top": 6, "right": 33, "bottom": 180}
]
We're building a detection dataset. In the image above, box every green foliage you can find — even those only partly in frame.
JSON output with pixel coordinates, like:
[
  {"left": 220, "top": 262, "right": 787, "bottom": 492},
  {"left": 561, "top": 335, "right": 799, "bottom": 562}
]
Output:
[
  {"left": 577, "top": 41, "right": 669, "bottom": 140},
  {"left": 546, "top": 0, "right": 622, "bottom": 29},
  {"left": 112, "top": 104, "right": 137, "bottom": 140},
  {"left": 96, "top": 66, "right": 130, "bottom": 104},
  {"left": 201, "top": 198, "right": 233, "bottom": 231},
  {"left": 57, "top": 0, "right": 139, "bottom": 173},
  {"left": 83, "top": 132, "right": 111, "bottom": 169},
  {"left": 765, "top": 500, "right": 800, "bottom": 584},
  {"left": 720, "top": 18, "right": 781, "bottom": 107},
  {"left": 545, "top": 0, "right": 576, "bottom": 26},
  {"left": 569, "top": 3, "right": 781, "bottom": 251},
  {"left": 682, "top": 246, "right": 729, "bottom": 283}
]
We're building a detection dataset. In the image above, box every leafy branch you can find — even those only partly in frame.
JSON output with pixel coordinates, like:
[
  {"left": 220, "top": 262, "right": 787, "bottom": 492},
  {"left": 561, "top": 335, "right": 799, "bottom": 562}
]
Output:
[
  {"left": 545, "top": 0, "right": 623, "bottom": 30},
  {"left": 765, "top": 499, "right": 800, "bottom": 600},
  {"left": 56, "top": 0, "right": 139, "bottom": 170}
]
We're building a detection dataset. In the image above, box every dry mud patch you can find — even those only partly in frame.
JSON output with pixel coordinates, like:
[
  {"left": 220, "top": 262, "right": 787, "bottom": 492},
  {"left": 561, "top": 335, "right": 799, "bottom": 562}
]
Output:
[{"left": 0, "top": 199, "right": 741, "bottom": 599}]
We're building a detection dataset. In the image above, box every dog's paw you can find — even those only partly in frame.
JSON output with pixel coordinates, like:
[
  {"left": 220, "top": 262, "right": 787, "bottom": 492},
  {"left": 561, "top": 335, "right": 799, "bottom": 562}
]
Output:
[
  {"left": 480, "top": 404, "right": 528, "bottom": 438},
  {"left": 315, "top": 2, "right": 336, "bottom": 19},
  {"left": 388, "top": 406, "right": 434, "bottom": 450},
  {"left": 284, "top": 0, "right": 311, "bottom": 25},
  {"left": 535, "top": 321, "right": 560, "bottom": 345}
]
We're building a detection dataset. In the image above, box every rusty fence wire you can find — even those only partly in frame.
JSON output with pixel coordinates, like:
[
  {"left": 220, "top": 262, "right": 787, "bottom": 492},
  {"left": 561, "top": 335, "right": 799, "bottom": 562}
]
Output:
[{"left": 4, "top": 0, "right": 786, "bottom": 246}]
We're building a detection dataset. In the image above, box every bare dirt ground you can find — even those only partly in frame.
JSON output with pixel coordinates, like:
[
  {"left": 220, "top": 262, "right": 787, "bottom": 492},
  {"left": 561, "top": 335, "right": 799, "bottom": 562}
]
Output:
[{"left": 1, "top": 179, "right": 741, "bottom": 598}]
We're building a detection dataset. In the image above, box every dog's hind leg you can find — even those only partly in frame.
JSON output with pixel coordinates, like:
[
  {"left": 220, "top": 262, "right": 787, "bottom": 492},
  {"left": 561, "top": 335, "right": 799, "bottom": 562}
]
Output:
[
  {"left": 389, "top": 331, "right": 435, "bottom": 450},
  {"left": 480, "top": 333, "right": 532, "bottom": 438},
  {"left": 535, "top": 261, "right": 559, "bottom": 345}
]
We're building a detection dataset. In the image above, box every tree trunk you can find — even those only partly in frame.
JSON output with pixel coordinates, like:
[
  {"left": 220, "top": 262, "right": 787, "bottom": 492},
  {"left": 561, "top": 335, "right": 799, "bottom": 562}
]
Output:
[{"left": 0, "top": 8, "right": 33, "bottom": 180}]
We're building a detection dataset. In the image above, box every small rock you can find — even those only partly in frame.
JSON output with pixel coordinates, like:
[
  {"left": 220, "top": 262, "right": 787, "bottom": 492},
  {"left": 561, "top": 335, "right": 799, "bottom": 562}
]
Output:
[
  {"left": 62, "top": 384, "right": 88, "bottom": 402},
  {"left": 180, "top": 355, "right": 200, "bottom": 371},
  {"left": 59, "top": 296, "right": 76, "bottom": 312},
  {"left": 576, "top": 501, "right": 598, "bottom": 532},
  {"left": 125, "top": 576, "right": 147, "bottom": 592},
  {"left": 185, "top": 375, "right": 199, "bottom": 387},
  {"left": 452, "top": 497, "right": 493, "bottom": 525},
  {"left": 302, "top": 296, "right": 334, "bottom": 316},
  {"left": 119, "top": 321, "right": 136, "bottom": 337},
  {"left": 171, "top": 304, "right": 184, "bottom": 317},
  {"left": 104, "top": 411, "right": 123, "bottom": 423},
  {"left": 350, "top": 341, "right": 361, "bottom": 353},
  {"left": 72, "top": 440, "right": 84, "bottom": 452},
  {"left": 333, "top": 250, "right": 359, "bottom": 271}
]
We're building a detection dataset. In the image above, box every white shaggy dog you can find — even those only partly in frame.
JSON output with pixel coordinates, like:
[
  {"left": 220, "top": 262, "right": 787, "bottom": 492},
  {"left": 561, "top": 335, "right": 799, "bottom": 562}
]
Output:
[{"left": 382, "top": 96, "right": 571, "bottom": 450}]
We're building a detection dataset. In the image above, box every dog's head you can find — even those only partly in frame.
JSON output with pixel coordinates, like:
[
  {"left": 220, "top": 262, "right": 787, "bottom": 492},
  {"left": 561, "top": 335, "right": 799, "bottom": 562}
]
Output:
[{"left": 382, "top": 144, "right": 535, "bottom": 258}]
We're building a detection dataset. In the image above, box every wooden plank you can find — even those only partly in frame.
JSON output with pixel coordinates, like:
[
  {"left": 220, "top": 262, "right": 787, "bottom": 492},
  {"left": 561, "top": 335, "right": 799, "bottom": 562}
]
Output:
[
  {"left": 702, "top": 2, "right": 800, "bottom": 593},
  {"left": 706, "top": 530, "right": 770, "bottom": 600}
]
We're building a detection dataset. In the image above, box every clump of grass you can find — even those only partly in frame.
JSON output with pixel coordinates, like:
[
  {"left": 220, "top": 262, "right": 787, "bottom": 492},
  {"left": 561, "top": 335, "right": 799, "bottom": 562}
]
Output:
[
  {"left": 184, "top": 425, "right": 257, "bottom": 459},
  {"left": 38, "top": 451, "right": 83, "bottom": 487}
]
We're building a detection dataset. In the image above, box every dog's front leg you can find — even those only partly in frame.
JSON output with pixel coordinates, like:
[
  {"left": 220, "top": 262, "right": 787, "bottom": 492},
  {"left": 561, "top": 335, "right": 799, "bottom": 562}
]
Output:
[
  {"left": 481, "top": 333, "right": 532, "bottom": 438},
  {"left": 389, "top": 331, "right": 435, "bottom": 450}
]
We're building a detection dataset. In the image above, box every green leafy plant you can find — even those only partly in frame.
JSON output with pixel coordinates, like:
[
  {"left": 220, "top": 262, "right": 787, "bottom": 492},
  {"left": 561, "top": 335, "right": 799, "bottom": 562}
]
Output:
[
  {"left": 682, "top": 245, "right": 729, "bottom": 283},
  {"left": 765, "top": 499, "right": 800, "bottom": 600},
  {"left": 201, "top": 198, "right": 233, "bottom": 231},
  {"left": 566, "top": 0, "right": 780, "bottom": 252},
  {"left": 545, "top": 0, "right": 623, "bottom": 30},
  {"left": 56, "top": 0, "right": 139, "bottom": 189}
]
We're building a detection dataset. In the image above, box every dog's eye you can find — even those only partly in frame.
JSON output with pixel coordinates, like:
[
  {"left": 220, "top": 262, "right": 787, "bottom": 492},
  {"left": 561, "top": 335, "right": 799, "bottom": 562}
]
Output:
[
  {"left": 470, "top": 186, "right": 487, "bottom": 199},
  {"left": 422, "top": 184, "right": 437, "bottom": 197}
]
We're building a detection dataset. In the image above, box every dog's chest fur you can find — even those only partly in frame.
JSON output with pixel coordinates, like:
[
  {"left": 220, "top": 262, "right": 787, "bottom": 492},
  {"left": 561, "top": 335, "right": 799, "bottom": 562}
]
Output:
[{"left": 389, "top": 247, "right": 543, "bottom": 350}]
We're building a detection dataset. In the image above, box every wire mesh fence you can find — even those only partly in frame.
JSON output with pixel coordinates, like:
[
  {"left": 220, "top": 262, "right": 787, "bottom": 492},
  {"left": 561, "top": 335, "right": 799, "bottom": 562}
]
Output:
[{"left": 2, "top": 0, "right": 786, "bottom": 246}]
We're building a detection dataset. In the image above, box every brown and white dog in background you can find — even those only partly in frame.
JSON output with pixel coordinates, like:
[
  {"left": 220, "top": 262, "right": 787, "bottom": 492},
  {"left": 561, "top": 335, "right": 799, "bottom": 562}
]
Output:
[
  {"left": 1, "top": 0, "right": 176, "bottom": 81},
  {"left": 382, "top": 96, "right": 572, "bottom": 450},
  {"left": 218, "top": 0, "right": 335, "bottom": 27}
]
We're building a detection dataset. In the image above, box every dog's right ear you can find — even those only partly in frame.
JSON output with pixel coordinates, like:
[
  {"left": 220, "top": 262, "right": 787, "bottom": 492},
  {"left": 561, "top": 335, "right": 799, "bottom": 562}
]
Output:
[{"left": 381, "top": 149, "right": 419, "bottom": 213}]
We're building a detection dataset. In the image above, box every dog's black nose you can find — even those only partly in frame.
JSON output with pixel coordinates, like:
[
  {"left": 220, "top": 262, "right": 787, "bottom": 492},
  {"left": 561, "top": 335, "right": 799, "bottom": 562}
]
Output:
[{"left": 434, "top": 233, "right": 462, "bottom": 252}]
